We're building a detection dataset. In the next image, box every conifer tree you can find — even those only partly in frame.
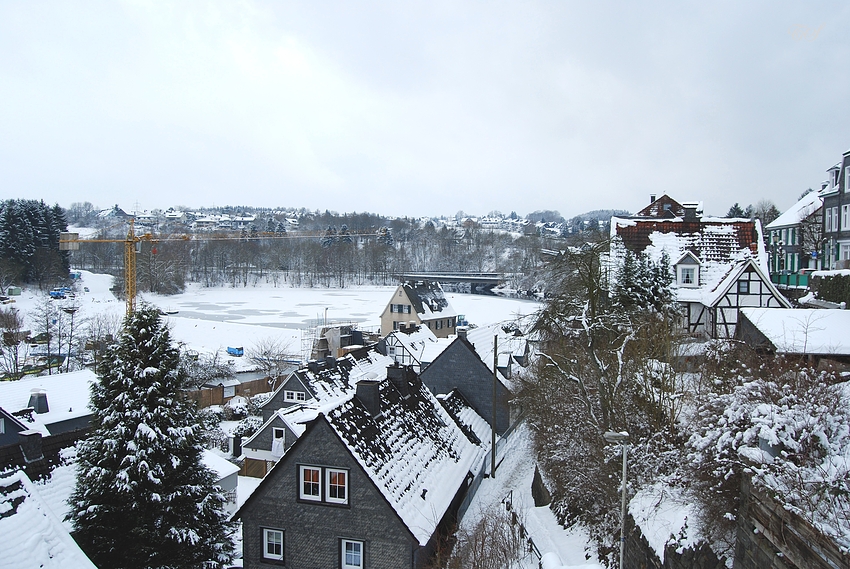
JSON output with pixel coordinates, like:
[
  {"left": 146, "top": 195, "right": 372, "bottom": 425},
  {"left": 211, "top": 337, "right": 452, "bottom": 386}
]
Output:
[{"left": 68, "top": 305, "right": 234, "bottom": 569}]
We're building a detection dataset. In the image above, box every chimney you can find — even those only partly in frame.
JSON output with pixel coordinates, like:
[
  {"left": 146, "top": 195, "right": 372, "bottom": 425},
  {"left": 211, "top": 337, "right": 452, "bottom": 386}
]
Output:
[
  {"left": 386, "top": 364, "right": 419, "bottom": 399},
  {"left": 356, "top": 380, "right": 382, "bottom": 417},
  {"left": 19, "top": 430, "right": 44, "bottom": 463},
  {"left": 683, "top": 206, "right": 697, "bottom": 221},
  {"left": 650, "top": 194, "right": 656, "bottom": 204},
  {"left": 456, "top": 326, "right": 468, "bottom": 340},
  {"left": 307, "top": 360, "right": 320, "bottom": 373},
  {"left": 28, "top": 389, "right": 49, "bottom": 414},
  {"left": 324, "top": 356, "right": 336, "bottom": 369}
]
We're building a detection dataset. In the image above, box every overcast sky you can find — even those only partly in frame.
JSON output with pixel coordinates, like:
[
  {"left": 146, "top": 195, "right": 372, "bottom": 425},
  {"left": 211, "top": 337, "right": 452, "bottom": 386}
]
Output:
[{"left": 2, "top": 1, "right": 849, "bottom": 219}]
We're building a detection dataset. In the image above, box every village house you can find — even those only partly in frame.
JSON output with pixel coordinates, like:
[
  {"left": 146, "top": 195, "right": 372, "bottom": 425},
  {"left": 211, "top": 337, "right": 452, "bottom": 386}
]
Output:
[
  {"left": 765, "top": 189, "right": 824, "bottom": 278},
  {"left": 418, "top": 331, "right": 516, "bottom": 435},
  {"left": 821, "top": 150, "right": 850, "bottom": 269},
  {"left": 379, "top": 281, "right": 457, "bottom": 338},
  {"left": 236, "top": 362, "right": 488, "bottom": 569},
  {"left": 611, "top": 194, "right": 791, "bottom": 339}
]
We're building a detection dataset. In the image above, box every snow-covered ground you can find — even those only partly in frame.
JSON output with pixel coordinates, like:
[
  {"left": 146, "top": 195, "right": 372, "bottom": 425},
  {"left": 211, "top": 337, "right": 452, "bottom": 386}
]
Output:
[
  {"left": 14, "top": 272, "right": 606, "bottom": 566},
  {"left": 462, "top": 424, "right": 602, "bottom": 569},
  {"left": 10, "top": 270, "right": 540, "bottom": 368}
]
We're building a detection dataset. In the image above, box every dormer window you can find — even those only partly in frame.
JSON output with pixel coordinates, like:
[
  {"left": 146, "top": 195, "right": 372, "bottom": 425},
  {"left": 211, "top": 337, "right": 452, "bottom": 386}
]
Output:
[
  {"left": 846, "top": 166, "right": 850, "bottom": 192},
  {"left": 675, "top": 251, "right": 701, "bottom": 288}
]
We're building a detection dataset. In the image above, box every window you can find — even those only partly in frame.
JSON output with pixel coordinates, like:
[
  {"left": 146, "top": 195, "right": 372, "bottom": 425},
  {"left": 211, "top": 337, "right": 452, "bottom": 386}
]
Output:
[
  {"left": 284, "top": 390, "right": 306, "bottom": 402},
  {"left": 680, "top": 267, "right": 695, "bottom": 285},
  {"left": 326, "top": 468, "right": 348, "bottom": 504},
  {"left": 300, "top": 466, "right": 321, "bottom": 501},
  {"left": 341, "top": 539, "right": 363, "bottom": 569},
  {"left": 223, "top": 385, "right": 235, "bottom": 398},
  {"left": 0, "top": 417, "right": 4, "bottom": 434},
  {"left": 392, "top": 321, "right": 399, "bottom": 331},
  {"left": 843, "top": 205, "right": 850, "bottom": 230},
  {"left": 263, "top": 528, "right": 284, "bottom": 561},
  {"left": 390, "top": 303, "right": 411, "bottom": 314},
  {"left": 273, "top": 427, "right": 285, "bottom": 440},
  {"left": 846, "top": 166, "right": 850, "bottom": 191},
  {"left": 738, "top": 281, "right": 750, "bottom": 294}
]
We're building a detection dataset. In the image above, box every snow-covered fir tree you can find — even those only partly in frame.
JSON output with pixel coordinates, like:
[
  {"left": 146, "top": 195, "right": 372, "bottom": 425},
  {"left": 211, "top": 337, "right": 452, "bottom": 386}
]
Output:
[{"left": 68, "top": 305, "right": 234, "bottom": 569}]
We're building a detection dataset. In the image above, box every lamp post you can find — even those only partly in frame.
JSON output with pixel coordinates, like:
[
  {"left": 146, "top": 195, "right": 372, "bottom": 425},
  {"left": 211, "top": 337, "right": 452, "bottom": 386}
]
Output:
[{"left": 604, "top": 430, "right": 629, "bottom": 569}]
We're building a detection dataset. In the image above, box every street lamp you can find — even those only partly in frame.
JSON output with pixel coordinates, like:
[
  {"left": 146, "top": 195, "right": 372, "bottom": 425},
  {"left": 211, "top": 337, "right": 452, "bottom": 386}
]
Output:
[{"left": 604, "top": 430, "right": 630, "bottom": 569}]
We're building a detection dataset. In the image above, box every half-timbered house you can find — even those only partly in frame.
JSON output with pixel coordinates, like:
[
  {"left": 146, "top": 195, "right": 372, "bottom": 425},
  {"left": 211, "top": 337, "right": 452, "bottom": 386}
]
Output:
[{"left": 612, "top": 194, "right": 791, "bottom": 338}]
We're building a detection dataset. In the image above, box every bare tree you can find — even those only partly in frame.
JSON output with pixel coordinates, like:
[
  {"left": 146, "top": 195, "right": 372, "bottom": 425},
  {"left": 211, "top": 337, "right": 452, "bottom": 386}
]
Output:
[
  {"left": 248, "top": 337, "right": 297, "bottom": 388},
  {"left": 180, "top": 350, "right": 236, "bottom": 390},
  {"left": 0, "top": 307, "right": 29, "bottom": 378},
  {"left": 82, "top": 310, "right": 122, "bottom": 368},
  {"left": 0, "top": 258, "right": 22, "bottom": 294},
  {"left": 29, "top": 297, "right": 60, "bottom": 374},
  {"left": 444, "top": 505, "right": 530, "bottom": 569}
]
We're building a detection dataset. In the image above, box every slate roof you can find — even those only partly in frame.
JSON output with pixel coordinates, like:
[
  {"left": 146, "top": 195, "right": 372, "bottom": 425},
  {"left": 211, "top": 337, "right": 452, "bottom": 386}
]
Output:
[
  {"left": 0, "top": 469, "right": 98, "bottom": 569},
  {"left": 322, "top": 375, "right": 485, "bottom": 546},
  {"left": 402, "top": 281, "right": 456, "bottom": 318},
  {"left": 241, "top": 347, "right": 488, "bottom": 547}
]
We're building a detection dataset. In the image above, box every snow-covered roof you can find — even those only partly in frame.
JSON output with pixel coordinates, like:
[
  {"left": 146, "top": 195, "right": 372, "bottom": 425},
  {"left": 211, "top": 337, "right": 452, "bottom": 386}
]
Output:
[
  {"left": 322, "top": 375, "right": 486, "bottom": 546},
  {"left": 401, "top": 281, "right": 457, "bottom": 319},
  {"left": 611, "top": 209, "right": 774, "bottom": 307},
  {"left": 0, "top": 469, "right": 98, "bottom": 569},
  {"left": 201, "top": 449, "right": 240, "bottom": 480},
  {"left": 0, "top": 370, "right": 97, "bottom": 435},
  {"left": 765, "top": 191, "right": 823, "bottom": 230},
  {"left": 740, "top": 308, "right": 850, "bottom": 355}
]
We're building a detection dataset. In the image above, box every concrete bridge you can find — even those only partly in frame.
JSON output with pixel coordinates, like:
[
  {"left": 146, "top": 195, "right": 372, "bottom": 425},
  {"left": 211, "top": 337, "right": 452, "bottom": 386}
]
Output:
[{"left": 394, "top": 272, "right": 504, "bottom": 289}]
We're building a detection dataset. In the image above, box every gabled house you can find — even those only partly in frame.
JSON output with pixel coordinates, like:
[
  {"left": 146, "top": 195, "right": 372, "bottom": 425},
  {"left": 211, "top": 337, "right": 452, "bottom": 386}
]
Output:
[
  {"left": 419, "top": 334, "right": 515, "bottom": 435},
  {"left": 765, "top": 190, "right": 824, "bottom": 277},
  {"left": 377, "top": 325, "right": 440, "bottom": 370},
  {"left": 821, "top": 150, "right": 850, "bottom": 269},
  {"left": 237, "top": 366, "right": 487, "bottom": 569},
  {"left": 611, "top": 194, "right": 791, "bottom": 339},
  {"left": 380, "top": 281, "right": 457, "bottom": 338}
]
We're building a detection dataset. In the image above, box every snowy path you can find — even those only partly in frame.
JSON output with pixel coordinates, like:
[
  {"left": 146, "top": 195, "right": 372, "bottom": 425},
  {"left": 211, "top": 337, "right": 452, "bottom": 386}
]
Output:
[{"left": 461, "top": 424, "right": 602, "bottom": 569}]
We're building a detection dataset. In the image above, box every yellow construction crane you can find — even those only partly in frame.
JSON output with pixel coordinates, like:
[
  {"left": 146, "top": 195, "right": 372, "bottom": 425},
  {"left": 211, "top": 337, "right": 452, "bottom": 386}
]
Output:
[
  {"left": 60, "top": 222, "right": 377, "bottom": 317},
  {"left": 61, "top": 220, "right": 161, "bottom": 317}
]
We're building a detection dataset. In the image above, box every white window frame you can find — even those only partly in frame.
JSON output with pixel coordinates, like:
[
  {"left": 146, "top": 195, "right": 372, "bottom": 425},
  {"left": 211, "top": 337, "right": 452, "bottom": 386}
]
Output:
[
  {"left": 284, "top": 390, "right": 306, "bottom": 402},
  {"left": 679, "top": 266, "right": 697, "bottom": 286},
  {"left": 738, "top": 280, "right": 750, "bottom": 294},
  {"left": 299, "top": 465, "right": 322, "bottom": 501},
  {"left": 341, "top": 539, "right": 364, "bottom": 569},
  {"left": 842, "top": 205, "right": 850, "bottom": 230},
  {"left": 326, "top": 468, "right": 349, "bottom": 505},
  {"left": 834, "top": 207, "right": 840, "bottom": 232},
  {"left": 263, "top": 528, "right": 284, "bottom": 561},
  {"left": 273, "top": 427, "right": 285, "bottom": 440},
  {"left": 0, "top": 417, "right": 4, "bottom": 434},
  {"left": 845, "top": 166, "right": 850, "bottom": 191}
]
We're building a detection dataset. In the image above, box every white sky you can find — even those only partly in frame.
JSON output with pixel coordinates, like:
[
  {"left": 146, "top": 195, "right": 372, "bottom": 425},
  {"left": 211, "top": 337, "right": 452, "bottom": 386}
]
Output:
[{"left": 2, "top": 1, "right": 849, "bottom": 219}]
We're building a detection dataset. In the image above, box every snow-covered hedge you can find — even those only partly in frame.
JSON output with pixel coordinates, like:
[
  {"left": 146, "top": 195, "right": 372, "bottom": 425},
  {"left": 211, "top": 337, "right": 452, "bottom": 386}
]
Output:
[{"left": 688, "top": 369, "right": 850, "bottom": 552}]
